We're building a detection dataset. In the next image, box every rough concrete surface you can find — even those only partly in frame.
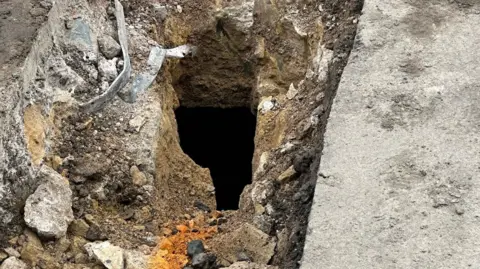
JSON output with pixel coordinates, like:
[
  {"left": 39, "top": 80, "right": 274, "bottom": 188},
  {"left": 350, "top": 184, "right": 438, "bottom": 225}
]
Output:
[{"left": 302, "top": 0, "right": 480, "bottom": 268}]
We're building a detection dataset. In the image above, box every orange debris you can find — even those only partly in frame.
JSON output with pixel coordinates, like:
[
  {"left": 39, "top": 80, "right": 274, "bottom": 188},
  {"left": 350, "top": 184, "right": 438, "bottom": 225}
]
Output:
[{"left": 149, "top": 220, "right": 217, "bottom": 269}]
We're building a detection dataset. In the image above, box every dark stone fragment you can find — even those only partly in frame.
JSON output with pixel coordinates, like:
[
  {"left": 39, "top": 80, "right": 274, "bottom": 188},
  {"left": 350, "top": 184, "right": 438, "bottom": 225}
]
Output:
[
  {"left": 187, "top": 240, "right": 205, "bottom": 258},
  {"left": 85, "top": 225, "right": 108, "bottom": 241},
  {"left": 191, "top": 253, "right": 217, "bottom": 269},
  {"left": 193, "top": 201, "right": 211, "bottom": 212}
]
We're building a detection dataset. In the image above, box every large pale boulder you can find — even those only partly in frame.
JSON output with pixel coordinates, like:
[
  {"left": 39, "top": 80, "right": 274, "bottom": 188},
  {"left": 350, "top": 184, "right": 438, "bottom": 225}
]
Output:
[{"left": 24, "top": 166, "right": 74, "bottom": 239}]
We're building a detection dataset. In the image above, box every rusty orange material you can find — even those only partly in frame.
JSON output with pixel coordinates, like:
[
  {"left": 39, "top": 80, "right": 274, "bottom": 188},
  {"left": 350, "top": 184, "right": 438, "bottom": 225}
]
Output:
[{"left": 149, "top": 220, "right": 217, "bottom": 269}]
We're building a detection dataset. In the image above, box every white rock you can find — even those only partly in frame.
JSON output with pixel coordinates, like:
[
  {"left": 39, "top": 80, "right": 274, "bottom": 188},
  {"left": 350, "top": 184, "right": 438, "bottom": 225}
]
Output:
[
  {"left": 176, "top": 5, "right": 183, "bottom": 13},
  {"left": 24, "top": 166, "right": 74, "bottom": 239},
  {"left": 258, "top": 97, "right": 276, "bottom": 114},
  {"left": 253, "top": 152, "right": 269, "bottom": 180},
  {"left": 0, "top": 257, "right": 28, "bottom": 269},
  {"left": 286, "top": 83, "right": 298, "bottom": 100},
  {"left": 128, "top": 115, "right": 146, "bottom": 132},
  {"left": 125, "top": 250, "right": 148, "bottom": 269},
  {"left": 98, "top": 58, "right": 118, "bottom": 82},
  {"left": 84, "top": 241, "right": 124, "bottom": 269}
]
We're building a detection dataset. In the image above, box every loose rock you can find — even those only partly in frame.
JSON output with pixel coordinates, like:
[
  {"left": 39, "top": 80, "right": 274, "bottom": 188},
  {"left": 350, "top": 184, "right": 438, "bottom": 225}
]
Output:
[
  {"left": 276, "top": 166, "right": 297, "bottom": 182},
  {"left": 191, "top": 252, "right": 216, "bottom": 269},
  {"left": 84, "top": 241, "right": 124, "bottom": 269},
  {"left": 20, "top": 240, "right": 43, "bottom": 265},
  {"left": 0, "top": 257, "right": 27, "bottom": 269},
  {"left": 98, "top": 36, "right": 121, "bottom": 59},
  {"left": 194, "top": 200, "right": 211, "bottom": 212},
  {"left": 24, "top": 166, "right": 74, "bottom": 239},
  {"left": 85, "top": 224, "right": 108, "bottom": 241},
  {"left": 187, "top": 240, "right": 205, "bottom": 258},
  {"left": 130, "top": 166, "right": 147, "bottom": 186},
  {"left": 98, "top": 58, "right": 118, "bottom": 82},
  {"left": 286, "top": 83, "right": 298, "bottom": 100},
  {"left": 3, "top": 248, "right": 20, "bottom": 258},
  {"left": 69, "top": 219, "right": 90, "bottom": 238},
  {"left": 0, "top": 251, "right": 7, "bottom": 263}
]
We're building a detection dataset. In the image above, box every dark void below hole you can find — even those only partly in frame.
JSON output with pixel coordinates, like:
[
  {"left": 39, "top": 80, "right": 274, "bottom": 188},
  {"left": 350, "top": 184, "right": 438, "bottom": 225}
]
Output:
[{"left": 175, "top": 106, "right": 256, "bottom": 210}]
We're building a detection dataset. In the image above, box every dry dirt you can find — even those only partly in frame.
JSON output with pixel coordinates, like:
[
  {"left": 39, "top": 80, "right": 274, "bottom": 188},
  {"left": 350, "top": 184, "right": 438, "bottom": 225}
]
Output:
[{"left": 0, "top": 0, "right": 46, "bottom": 80}]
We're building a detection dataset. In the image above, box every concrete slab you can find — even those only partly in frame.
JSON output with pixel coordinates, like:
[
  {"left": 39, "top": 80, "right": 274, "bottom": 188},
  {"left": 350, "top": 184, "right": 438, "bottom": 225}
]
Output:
[{"left": 301, "top": 1, "right": 480, "bottom": 268}]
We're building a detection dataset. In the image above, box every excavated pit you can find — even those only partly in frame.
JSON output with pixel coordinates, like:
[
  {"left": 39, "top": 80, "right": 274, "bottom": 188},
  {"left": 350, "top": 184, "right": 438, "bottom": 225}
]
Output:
[
  {"left": 0, "top": 0, "right": 365, "bottom": 268},
  {"left": 175, "top": 107, "right": 256, "bottom": 210}
]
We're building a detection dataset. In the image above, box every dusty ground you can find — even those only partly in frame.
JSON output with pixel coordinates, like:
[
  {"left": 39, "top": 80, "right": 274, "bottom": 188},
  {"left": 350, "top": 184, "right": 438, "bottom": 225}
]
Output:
[
  {"left": 0, "top": 0, "right": 46, "bottom": 80},
  {"left": 0, "top": 0, "right": 362, "bottom": 268},
  {"left": 302, "top": 0, "right": 480, "bottom": 268}
]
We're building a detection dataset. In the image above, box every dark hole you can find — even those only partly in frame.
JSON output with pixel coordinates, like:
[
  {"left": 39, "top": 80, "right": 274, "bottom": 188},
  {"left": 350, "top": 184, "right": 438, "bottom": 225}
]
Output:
[{"left": 175, "top": 106, "right": 256, "bottom": 210}]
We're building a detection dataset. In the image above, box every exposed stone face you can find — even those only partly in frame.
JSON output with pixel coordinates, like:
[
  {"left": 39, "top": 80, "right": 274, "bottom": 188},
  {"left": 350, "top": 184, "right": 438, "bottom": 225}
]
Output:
[
  {"left": 24, "top": 166, "right": 74, "bottom": 239},
  {"left": 84, "top": 241, "right": 124, "bottom": 269},
  {"left": 0, "top": 80, "right": 36, "bottom": 243},
  {"left": 0, "top": 257, "right": 28, "bottom": 269}
]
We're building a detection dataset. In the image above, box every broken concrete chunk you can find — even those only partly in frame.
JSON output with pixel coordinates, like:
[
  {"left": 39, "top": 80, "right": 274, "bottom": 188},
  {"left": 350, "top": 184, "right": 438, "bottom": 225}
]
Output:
[
  {"left": 24, "top": 166, "right": 74, "bottom": 239},
  {"left": 221, "top": 262, "right": 279, "bottom": 269},
  {"left": 124, "top": 250, "right": 148, "bottom": 269},
  {"left": 98, "top": 58, "right": 118, "bottom": 82},
  {"left": 215, "top": 224, "right": 276, "bottom": 264},
  {"left": 98, "top": 36, "right": 121, "bottom": 59},
  {"left": 84, "top": 241, "right": 124, "bottom": 269},
  {"left": 0, "top": 257, "right": 27, "bottom": 269}
]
